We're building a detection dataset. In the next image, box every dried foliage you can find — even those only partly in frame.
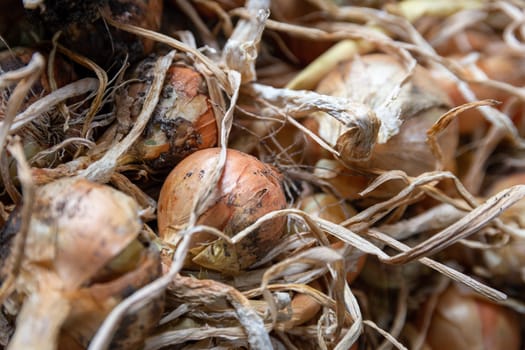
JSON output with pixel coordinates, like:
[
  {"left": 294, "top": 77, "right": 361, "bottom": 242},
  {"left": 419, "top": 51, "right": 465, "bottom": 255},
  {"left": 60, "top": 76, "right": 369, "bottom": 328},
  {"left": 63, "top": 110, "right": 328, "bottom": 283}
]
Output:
[{"left": 2, "top": 0, "right": 525, "bottom": 349}]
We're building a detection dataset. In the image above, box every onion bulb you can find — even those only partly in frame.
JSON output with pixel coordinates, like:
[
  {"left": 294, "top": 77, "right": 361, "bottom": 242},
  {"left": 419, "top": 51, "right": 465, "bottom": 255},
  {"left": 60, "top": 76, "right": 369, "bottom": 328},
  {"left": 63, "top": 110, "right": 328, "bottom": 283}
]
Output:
[
  {"left": 312, "top": 54, "right": 458, "bottom": 175},
  {"left": 5, "top": 177, "right": 163, "bottom": 350},
  {"left": 435, "top": 54, "right": 525, "bottom": 134},
  {"left": 118, "top": 56, "right": 218, "bottom": 170},
  {"left": 297, "top": 193, "right": 366, "bottom": 283},
  {"left": 478, "top": 172, "right": 525, "bottom": 284},
  {"left": 158, "top": 148, "right": 287, "bottom": 275},
  {"left": 424, "top": 284, "right": 521, "bottom": 350}
]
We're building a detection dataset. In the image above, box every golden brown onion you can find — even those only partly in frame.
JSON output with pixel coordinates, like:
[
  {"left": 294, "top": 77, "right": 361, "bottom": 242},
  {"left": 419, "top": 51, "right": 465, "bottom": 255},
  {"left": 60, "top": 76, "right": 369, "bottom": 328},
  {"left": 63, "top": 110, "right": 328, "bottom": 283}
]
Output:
[
  {"left": 158, "top": 148, "right": 287, "bottom": 275},
  {"left": 425, "top": 284, "right": 521, "bottom": 350},
  {"left": 119, "top": 58, "right": 218, "bottom": 170}
]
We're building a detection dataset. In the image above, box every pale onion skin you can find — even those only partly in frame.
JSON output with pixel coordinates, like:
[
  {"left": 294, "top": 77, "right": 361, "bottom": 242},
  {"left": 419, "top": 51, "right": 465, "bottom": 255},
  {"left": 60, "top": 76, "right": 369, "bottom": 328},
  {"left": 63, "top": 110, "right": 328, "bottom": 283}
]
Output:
[
  {"left": 6, "top": 178, "right": 163, "bottom": 350},
  {"left": 478, "top": 172, "right": 525, "bottom": 284},
  {"left": 315, "top": 54, "right": 458, "bottom": 176},
  {"left": 425, "top": 284, "right": 521, "bottom": 350},
  {"left": 298, "top": 193, "right": 366, "bottom": 283},
  {"left": 158, "top": 148, "right": 287, "bottom": 275},
  {"left": 27, "top": 177, "right": 143, "bottom": 289},
  {"left": 119, "top": 58, "right": 218, "bottom": 170}
]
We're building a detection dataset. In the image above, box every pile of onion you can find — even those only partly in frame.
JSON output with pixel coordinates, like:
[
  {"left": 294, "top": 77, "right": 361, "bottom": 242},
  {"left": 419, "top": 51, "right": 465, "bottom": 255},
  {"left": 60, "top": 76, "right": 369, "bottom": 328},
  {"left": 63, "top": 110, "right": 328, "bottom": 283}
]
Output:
[{"left": 158, "top": 147, "right": 287, "bottom": 275}]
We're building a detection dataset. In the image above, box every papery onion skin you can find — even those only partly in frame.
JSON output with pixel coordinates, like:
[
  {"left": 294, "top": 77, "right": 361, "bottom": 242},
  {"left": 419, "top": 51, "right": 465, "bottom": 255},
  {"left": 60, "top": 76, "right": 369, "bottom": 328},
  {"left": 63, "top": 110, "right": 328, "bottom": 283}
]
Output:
[
  {"left": 425, "top": 284, "right": 521, "bottom": 350},
  {"left": 270, "top": 0, "right": 335, "bottom": 65},
  {"left": 315, "top": 54, "right": 458, "bottom": 175},
  {"left": 62, "top": 244, "right": 164, "bottom": 350},
  {"left": 0, "top": 48, "right": 78, "bottom": 169},
  {"left": 27, "top": 177, "right": 143, "bottom": 289},
  {"left": 119, "top": 57, "right": 218, "bottom": 170},
  {"left": 283, "top": 280, "right": 322, "bottom": 329},
  {"left": 6, "top": 178, "right": 163, "bottom": 350},
  {"left": 158, "top": 148, "right": 287, "bottom": 275},
  {"left": 478, "top": 172, "right": 525, "bottom": 284},
  {"left": 298, "top": 193, "right": 366, "bottom": 283}
]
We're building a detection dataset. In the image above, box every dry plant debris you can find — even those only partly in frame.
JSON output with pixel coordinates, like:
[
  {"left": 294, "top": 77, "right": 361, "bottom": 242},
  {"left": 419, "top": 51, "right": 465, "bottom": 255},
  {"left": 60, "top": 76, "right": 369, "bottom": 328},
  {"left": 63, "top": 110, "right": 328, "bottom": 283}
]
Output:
[{"left": 2, "top": 0, "right": 525, "bottom": 349}]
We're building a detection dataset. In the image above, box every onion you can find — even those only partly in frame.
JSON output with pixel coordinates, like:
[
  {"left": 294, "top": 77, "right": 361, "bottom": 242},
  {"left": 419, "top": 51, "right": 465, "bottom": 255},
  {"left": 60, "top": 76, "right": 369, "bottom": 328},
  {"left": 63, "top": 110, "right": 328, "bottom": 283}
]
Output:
[
  {"left": 424, "top": 284, "right": 521, "bottom": 350},
  {"left": 435, "top": 54, "right": 525, "bottom": 134},
  {"left": 313, "top": 54, "right": 458, "bottom": 175},
  {"left": 118, "top": 56, "right": 218, "bottom": 170},
  {"left": 5, "top": 177, "right": 163, "bottom": 349},
  {"left": 478, "top": 172, "right": 525, "bottom": 284},
  {"left": 158, "top": 148, "right": 287, "bottom": 275},
  {"left": 298, "top": 193, "right": 366, "bottom": 283}
]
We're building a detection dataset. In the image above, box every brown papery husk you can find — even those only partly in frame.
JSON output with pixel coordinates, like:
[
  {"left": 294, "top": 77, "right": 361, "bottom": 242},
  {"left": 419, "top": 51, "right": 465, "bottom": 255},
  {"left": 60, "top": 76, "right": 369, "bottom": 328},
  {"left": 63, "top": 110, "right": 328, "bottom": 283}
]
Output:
[
  {"left": 313, "top": 53, "right": 458, "bottom": 176},
  {"left": 35, "top": 0, "right": 164, "bottom": 67},
  {"left": 296, "top": 193, "right": 366, "bottom": 282},
  {"left": 269, "top": 0, "right": 336, "bottom": 65},
  {"left": 158, "top": 147, "right": 287, "bottom": 275},
  {"left": 117, "top": 56, "right": 218, "bottom": 170}
]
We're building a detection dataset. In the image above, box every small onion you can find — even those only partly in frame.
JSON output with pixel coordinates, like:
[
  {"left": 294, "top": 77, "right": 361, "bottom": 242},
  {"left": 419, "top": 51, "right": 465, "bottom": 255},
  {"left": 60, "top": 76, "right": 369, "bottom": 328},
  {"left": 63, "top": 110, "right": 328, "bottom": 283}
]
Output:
[
  {"left": 283, "top": 280, "right": 322, "bottom": 329},
  {"left": 118, "top": 56, "right": 218, "bottom": 170},
  {"left": 116, "top": 57, "right": 217, "bottom": 169},
  {"left": 424, "top": 284, "right": 521, "bottom": 350},
  {"left": 435, "top": 54, "right": 525, "bottom": 134},
  {"left": 313, "top": 54, "right": 458, "bottom": 175},
  {"left": 478, "top": 172, "right": 525, "bottom": 284},
  {"left": 297, "top": 193, "right": 366, "bottom": 283},
  {"left": 158, "top": 148, "right": 287, "bottom": 275}
]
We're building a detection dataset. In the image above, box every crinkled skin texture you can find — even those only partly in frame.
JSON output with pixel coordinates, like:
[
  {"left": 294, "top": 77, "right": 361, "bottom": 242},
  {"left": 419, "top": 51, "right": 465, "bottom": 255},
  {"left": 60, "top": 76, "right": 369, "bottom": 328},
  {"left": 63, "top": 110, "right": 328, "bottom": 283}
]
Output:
[
  {"left": 120, "top": 59, "right": 217, "bottom": 170},
  {"left": 315, "top": 54, "right": 458, "bottom": 175},
  {"left": 158, "top": 148, "right": 287, "bottom": 275}
]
